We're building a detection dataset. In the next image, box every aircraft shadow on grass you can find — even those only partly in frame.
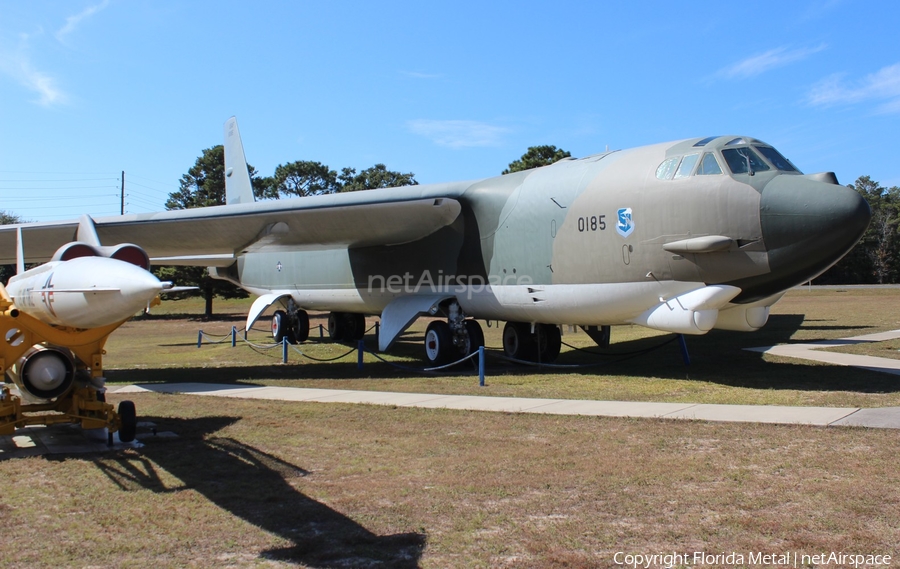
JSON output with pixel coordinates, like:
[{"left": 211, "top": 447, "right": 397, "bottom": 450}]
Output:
[
  {"left": 85, "top": 416, "right": 425, "bottom": 568},
  {"left": 108, "top": 313, "right": 900, "bottom": 395}
]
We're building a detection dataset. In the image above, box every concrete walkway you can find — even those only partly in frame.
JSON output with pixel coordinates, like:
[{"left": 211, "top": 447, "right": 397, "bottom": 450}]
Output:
[
  {"left": 114, "top": 382, "right": 900, "bottom": 429},
  {"left": 745, "top": 329, "right": 900, "bottom": 375}
]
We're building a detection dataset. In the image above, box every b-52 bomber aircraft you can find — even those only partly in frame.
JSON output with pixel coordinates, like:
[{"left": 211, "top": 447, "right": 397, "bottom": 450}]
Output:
[{"left": 0, "top": 119, "right": 870, "bottom": 367}]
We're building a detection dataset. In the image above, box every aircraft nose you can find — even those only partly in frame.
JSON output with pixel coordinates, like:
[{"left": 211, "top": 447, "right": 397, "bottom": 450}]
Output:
[{"left": 760, "top": 174, "right": 870, "bottom": 287}]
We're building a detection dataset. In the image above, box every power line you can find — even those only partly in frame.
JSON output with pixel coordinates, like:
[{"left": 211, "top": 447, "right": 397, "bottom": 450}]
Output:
[{"left": 0, "top": 177, "right": 118, "bottom": 182}]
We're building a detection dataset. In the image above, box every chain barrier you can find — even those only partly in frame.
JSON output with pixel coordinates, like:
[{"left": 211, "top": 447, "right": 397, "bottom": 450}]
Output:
[
  {"left": 361, "top": 346, "right": 480, "bottom": 373},
  {"left": 197, "top": 323, "right": 686, "bottom": 383},
  {"left": 559, "top": 336, "right": 678, "bottom": 358}
]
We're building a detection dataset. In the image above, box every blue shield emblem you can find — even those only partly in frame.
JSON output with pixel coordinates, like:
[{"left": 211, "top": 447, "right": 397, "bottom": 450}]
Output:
[{"left": 616, "top": 208, "right": 634, "bottom": 238}]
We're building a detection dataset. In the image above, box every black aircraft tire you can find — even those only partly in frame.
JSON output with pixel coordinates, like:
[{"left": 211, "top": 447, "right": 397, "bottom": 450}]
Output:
[
  {"left": 272, "top": 310, "right": 290, "bottom": 344},
  {"left": 502, "top": 322, "right": 537, "bottom": 361},
  {"left": 424, "top": 321, "right": 453, "bottom": 366},
  {"left": 538, "top": 324, "right": 562, "bottom": 363},
  {"left": 292, "top": 310, "right": 310, "bottom": 343},
  {"left": 328, "top": 312, "right": 346, "bottom": 342},
  {"left": 118, "top": 400, "right": 137, "bottom": 443},
  {"left": 463, "top": 320, "right": 485, "bottom": 355},
  {"left": 343, "top": 313, "right": 366, "bottom": 341}
]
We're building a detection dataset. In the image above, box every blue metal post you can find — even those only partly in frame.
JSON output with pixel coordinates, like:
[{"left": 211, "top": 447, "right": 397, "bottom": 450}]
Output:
[
  {"left": 282, "top": 336, "right": 288, "bottom": 363},
  {"left": 678, "top": 334, "right": 691, "bottom": 366},
  {"left": 244, "top": 328, "right": 248, "bottom": 341},
  {"left": 197, "top": 330, "right": 203, "bottom": 348},
  {"left": 319, "top": 324, "right": 324, "bottom": 339},
  {"left": 357, "top": 339, "right": 365, "bottom": 370},
  {"left": 375, "top": 321, "right": 380, "bottom": 343},
  {"left": 478, "top": 345, "right": 485, "bottom": 386},
  {"left": 231, "top": 326, "right": 237, "bottom": 347}
]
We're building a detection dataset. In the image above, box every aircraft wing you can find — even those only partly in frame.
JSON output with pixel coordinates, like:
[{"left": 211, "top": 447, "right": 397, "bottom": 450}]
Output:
[{"left": 0, "top": 187, "right": 465, "bottom": 266}]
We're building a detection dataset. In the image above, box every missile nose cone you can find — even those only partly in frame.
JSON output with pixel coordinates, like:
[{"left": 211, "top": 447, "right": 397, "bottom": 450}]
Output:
[
  {"left": 760, "top": 174, "right": 871, "bottom": 287},
  {"left": 118, "top": 263, "right": 165, "bottom": 297}
]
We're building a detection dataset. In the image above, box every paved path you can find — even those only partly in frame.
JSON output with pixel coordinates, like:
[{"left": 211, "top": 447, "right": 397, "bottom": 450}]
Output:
[
  {"left": 114, "top": 382, "right": 900, "bottom": 429},
  {"left": 746, "top": 329, "right": 900, "bottom": 375},
  {"left": 9, "top": 329, "right": 900, "bottom": 459}
]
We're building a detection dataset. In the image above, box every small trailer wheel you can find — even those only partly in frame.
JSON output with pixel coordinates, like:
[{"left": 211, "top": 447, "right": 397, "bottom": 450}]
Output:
[{"left": 118, "top": 400, "right": 137, "bottom": 443}]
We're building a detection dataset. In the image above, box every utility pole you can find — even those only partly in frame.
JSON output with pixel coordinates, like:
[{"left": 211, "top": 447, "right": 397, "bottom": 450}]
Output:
[{"left": 120, "top": 171, "right": 125, "bottom": 215}]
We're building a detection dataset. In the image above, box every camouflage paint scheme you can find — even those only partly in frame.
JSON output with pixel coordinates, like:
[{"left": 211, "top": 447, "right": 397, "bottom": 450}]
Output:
[
  {"left": 221, "top": 134, "right": 868, "bottom": 338},
  {"left": 0, "top": 124, "right": 870, "bottom": 360}
]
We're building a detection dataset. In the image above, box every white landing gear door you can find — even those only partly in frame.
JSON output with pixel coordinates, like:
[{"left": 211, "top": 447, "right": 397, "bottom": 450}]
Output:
[{"left": 380, "top": 295, "right": 452, "bottom": 352}]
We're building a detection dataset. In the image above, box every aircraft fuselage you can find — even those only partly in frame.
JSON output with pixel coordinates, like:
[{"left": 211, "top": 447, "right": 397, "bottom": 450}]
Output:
[{"left": 227, "top": 136, "right": 869, "bottom": 341}]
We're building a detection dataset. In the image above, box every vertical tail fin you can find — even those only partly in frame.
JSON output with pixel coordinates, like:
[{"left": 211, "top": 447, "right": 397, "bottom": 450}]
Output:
[{"left": 223, "top": 117, "right": 255, "bottom": 205}]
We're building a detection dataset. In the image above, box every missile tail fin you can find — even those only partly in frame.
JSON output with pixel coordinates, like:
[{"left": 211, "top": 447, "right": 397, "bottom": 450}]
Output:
[{"left": 223, "top": 116, "right": 255, "bottom": 205}]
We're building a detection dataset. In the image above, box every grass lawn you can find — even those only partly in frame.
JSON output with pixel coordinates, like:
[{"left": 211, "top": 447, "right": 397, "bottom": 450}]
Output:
[
  {"left": 104, "top": 287, "right": 900, "bottom": 408},
  {"left": 2, "top": 288, "right": 900, "bottom": 567}
]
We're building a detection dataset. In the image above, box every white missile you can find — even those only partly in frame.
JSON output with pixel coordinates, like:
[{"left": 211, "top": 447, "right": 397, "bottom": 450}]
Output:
[{"left": 5, "top": 256, "right": 167, "bottom": 329}]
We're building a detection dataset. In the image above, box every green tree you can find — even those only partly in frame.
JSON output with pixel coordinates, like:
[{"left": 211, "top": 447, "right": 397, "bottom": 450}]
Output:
[
  {"left": 265, "top": 160, "right": 340, "bottom": 199},
  {"left": 856, "top": 176, "right": 900, "bottom": 284},
  {"left": 161, "top": 146, "right": 254, "bottom": 318},
  {"left": 165, "top": 145, "right": 267, "bottom": 208},
  {"left": 820, "top": 176, "right": 900, "bottom": 284},
  {"left": 337, "top": 164, "right": 418, "bottom": 192},
  {"left": 0, "top": 210, "right": 25, "bottom": 285},
  {"left": 502, "top": 145, "right": 572, "bottom": 174}
]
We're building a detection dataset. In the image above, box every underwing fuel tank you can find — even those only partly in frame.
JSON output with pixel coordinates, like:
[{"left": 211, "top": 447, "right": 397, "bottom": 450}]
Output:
[{"left": 5, "top": 256, "right": 167, "bottom": 329}]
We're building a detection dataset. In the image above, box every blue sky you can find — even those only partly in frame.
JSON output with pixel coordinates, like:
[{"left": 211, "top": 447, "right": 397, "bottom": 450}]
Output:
[{"left": 1, "top": 0, "right": 899, "bottom": 221}]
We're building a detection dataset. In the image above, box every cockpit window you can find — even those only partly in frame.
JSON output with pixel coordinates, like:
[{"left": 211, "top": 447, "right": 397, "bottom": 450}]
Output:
[
  {"left": 754, "top": 146, "right": 799, "bottom": 172},
  {"left": 721, "top": 147, "right": 771, "bottom": 175},
  {"left": 656, "top": 157, "right": 679, "bottom": 180},
  {"left": 693, "top": 136, "right": 720, "bottom": 147},
  {"left": 696, "top": 153, "right": 722, "bottom": 175},
  {"left": 674, "top": 153, "right": 699, "bottom": 179}
]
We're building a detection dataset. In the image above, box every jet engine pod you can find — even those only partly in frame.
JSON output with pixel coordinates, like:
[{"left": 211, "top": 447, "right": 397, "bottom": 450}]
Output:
[
  {"left": 7, "top": 345, "right": 76, "bottom": 402},
  {"left": 49, "top": 241, "right": 151, "bottom": 270},
  {"left": 104, "top": 244, "right": 151, "bottom": 270}
]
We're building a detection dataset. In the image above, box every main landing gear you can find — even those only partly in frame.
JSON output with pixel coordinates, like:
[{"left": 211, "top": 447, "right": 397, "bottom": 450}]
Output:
[
  {"left": 327, "top": 312, "right": 366, "bottom": 343},
  {"left": 270, "top": 300, "right": 367, "bottom": 345},
  {"left": 502, "top": 322, "right": 561, "bottom": 363},
  {"left": 423, "top": 301, "right": 484, "bottom": 366},
  {"left": 271, "top": 299, "right": 310, "bottom": 344}
]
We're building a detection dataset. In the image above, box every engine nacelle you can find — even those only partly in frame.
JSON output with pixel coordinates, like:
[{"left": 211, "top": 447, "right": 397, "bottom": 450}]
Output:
[
  {"left": 51, "top": 242, "right": 150, "bottom": 270},
  {"left": 6, "top": 345, "right": 76, "bottom": 402}
]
